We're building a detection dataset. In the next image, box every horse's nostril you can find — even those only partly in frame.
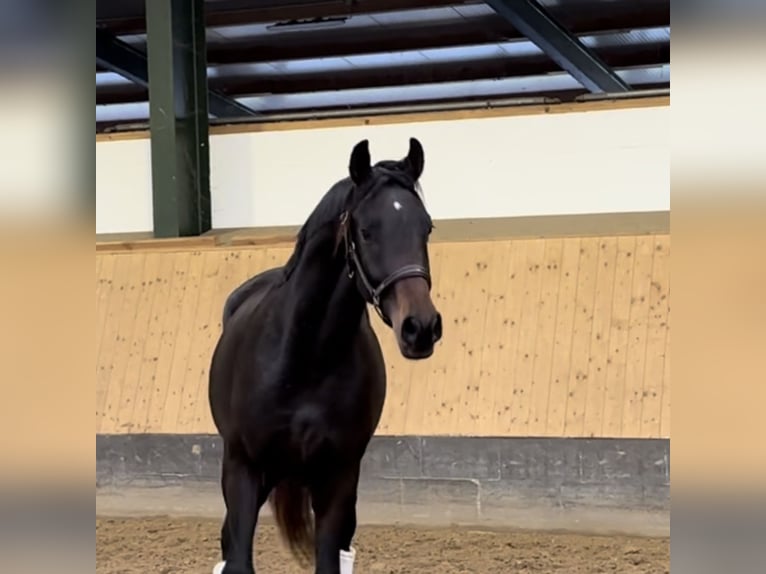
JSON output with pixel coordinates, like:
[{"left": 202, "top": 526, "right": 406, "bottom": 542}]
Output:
[
  {"left": 432, "top": 313, "right": 443, "bottom": 342},
  {"left": 401, "top": 316, "right": 420, "bottom": 344}
]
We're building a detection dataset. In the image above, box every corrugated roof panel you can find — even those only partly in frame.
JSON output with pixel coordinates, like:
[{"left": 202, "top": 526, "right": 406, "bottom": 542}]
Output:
[
  {"left": 96, "top": 63, "right": 668, "bottom": 124},
  {"left": 96, "top": 72, "right": 135, "bottom": 87},
  {"left": 581, "top": 26, "right": 670, "bottom": 48},
  {"left": 451, "top": 3, "right": 502, "bottom": 18},
  {"left": 202, "top": 26, "right": 668, "bottom": 79},
  {"left": 96, "top": 101, "right": 149, "bottom": 123},
  {"left": 234, "top": 64, "right": 668, "bottom": 113},
  {"left": 367, "top": 6, "right": 463, "bottom": 25}
]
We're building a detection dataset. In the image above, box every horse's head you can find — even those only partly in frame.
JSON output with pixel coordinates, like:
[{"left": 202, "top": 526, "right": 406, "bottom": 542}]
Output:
[{"left": 338, "top": 137, "right": 442, "bottom": 359}]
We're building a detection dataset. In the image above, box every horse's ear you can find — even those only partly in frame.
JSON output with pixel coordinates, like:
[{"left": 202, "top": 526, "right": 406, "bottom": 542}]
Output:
[
  {"left": 403, "top": 137, "right": 425, "bottom": 181},
  {"left": 349, "top": 139, "right": 372, "bottom": 185}
]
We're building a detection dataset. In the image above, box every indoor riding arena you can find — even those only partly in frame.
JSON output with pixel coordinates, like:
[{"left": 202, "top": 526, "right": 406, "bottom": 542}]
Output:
[{"left": 96, "top": 1, "right": 670, "bottom": 573}]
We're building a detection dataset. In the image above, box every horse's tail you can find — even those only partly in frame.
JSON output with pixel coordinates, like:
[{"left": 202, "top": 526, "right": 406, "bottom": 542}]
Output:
[{"left": 268, "top": 478, "right": 315, "bottom": 565}]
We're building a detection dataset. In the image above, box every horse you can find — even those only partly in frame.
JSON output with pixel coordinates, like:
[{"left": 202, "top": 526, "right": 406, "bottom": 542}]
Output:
[{"left": 208, "top": 137, "right": 443, "bottom": 574}]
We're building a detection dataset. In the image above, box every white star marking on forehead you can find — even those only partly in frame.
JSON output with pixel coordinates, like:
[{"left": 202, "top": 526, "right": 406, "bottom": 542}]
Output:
[{"left": 393, "top": 200, "right": 403, "bottom": 211}]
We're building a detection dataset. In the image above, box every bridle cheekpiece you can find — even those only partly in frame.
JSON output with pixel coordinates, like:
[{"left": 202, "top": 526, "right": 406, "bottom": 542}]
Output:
[{"left": 336, "top": 181, "right": 432, "bottom": 325}]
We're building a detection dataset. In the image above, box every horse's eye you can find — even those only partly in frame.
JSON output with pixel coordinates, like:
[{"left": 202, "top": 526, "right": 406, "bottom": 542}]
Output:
[{"left": 360, "top": 228, "right": 371, "bottom": 241}]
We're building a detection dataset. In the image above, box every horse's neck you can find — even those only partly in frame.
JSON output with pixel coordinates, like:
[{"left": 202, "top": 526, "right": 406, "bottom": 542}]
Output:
[{"left": 280, "top": 226, "right": 367, "bottom": 360}]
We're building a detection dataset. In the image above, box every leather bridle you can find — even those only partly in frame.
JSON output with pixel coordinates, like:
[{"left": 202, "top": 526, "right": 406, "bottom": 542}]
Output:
[{"left": 336, "top": 173, "right": 432, "bottom": 325}]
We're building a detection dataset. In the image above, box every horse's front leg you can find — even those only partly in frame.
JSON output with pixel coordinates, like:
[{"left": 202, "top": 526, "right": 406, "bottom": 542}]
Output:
[
  {"left": 310, "top": 461, "right": 360, "bottom": 574},
  {"left": 218, "top": 444, "right": 271, "bottom": 574}
]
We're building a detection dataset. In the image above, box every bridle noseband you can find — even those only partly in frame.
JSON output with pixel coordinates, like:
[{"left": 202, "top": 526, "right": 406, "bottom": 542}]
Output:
[{"left": 337, "top": 201, "right": 431, "bottom": 326}]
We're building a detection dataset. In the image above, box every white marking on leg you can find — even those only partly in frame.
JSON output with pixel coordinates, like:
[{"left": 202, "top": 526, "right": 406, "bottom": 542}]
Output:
[{"left": 393, "top": 200, "right": 402, "bottom": 211}]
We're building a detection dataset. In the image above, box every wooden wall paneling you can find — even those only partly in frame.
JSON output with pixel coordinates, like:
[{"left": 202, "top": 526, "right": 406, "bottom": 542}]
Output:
[
  {"left": 620, "top": 236, "right": 655, "bottom": 437},
  {"left": 99, "top": 253, "right": 147, "bottom": 433},
  {"left": 507, "top": 239, "right": 546, "bottom": 435},
  {"left": 527, "top": 238, "right": 564, "bottom": 436},
  {"left": 563, "top": 237, "right": 601, "bottom": 436},
  {"left": 263, "top": 246, "right": 292, "bottom": 271},
  {"left": 189, "top": 250, "right": 242, "bottom": 434},
  {"left": 660, "top": 309, "right": 671, "bottom": 438},
  {"left": 419, "top": 243, "right": 475, "bottom": 434},
  {"left": 144, "top": 252, "right": 192, "bottom": 432},
  {"left": 492, "top": 240, "right": 530, "bottom": 435},
  {"left": 371, "top": 313, "right": 411, "bottom": 435},
  {"left": 640, "top": 237, "right": 670, "bottom": 437},
  {"left": 400, "top": 246, "right": 446, "bottom": 435},
  {"left": 94, "top": 234, "right": 670, "bottom": 438},
  {"left": 601, "top": 236, "right": 637, "bottom": 437},
  {"left": 160, "top": 252, "right": 207, "bottom": 433},
  {"left": 452, "top": 241, "right": 496, "bottom": 435},
  {"left": 382, "top": 241, "right": 452, "bottom": 434},
  {"left": 544, "top": 238, "right": 581, "bottom": 436},
  {"left": 96, "top": 254, "right": 119, "bottom": 430},
  {"left": 582, "top": 238, "right": 618, "bottom": 437},
  {"left": 114, "top": 252, "right": 162, "bottom": 432},
  {"left": 95, "top": 255, "right": 116, "bottom": 385},
  {"left": 472, "top": 240, "right": 513, "bottom": 436},
  {"left": 374, "top": 315, "right": 410, "bottom": 435},
  {"left": 176, "top": 250, "right": 222, "bottom": 432},
  {"left": 98, "top": 254, "right": 145, "bottom": 433},
  {"left": 134, "top": 252, "right": 178, "bottom": 432}
]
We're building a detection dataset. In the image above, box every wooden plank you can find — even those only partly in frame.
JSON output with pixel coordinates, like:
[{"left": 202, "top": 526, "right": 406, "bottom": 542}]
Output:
[
  {"left": 114, "top": 252, "right": 162, "bottom": 432},
  {"left": 582, "top": 238, "right": 619, "bottom": 438},
  {"left": 620, "top": 236, "right": 655, "bottom": 438},
  {"left": 95, "top": 255, "right": 117, "bottom": 374},
  {"left": 640, "top": 237, "right": 670, "bottom": 437},
  {"left": 526, "top": 238, "right": 564, "bottom": 436},
  {"left": 563, "top": 237, "right": 600, "bottom": 437},
  {"left": 96, "top": 211, "right": 669, "bottom": 255},
  {"left": 600, "top": 236, "right": 636, "bottom": 437},
  {"left": 401, "top": 246, "right": 446, "bottom": 435},
  {"left": 451, "top": 241, "right": 496, "bottom": 435},
  {"left": 176, "top": 251, "right": 222, "bottom": 432},
  {"left": 492, "top": 240, "right": 530, "bottom": 435},
  {"left": 189, "top": 250, "right": 246, "bottom": 434},
  {"left": 472, "top": 241, "right": 513, "bottom": 436},
  {"left": 159, "top": 251, "right": 206, "bottom": 433},
  {"left": 97, "top": 96, "right": 669, "bottom": 142},
  {"left": 660, "top": 308, "right": 671, "bottom": 438},
  {"left": 96, "top": 235, "right": 217, "bottom": 253},
  {"left": 130, "top": 252, "right": 177, "bottom": 433},
  {"left": 507, "top": 239, "right": 546, "bottom": 435},
  {"left": 420, "top": 243, "right": 479, "bottom": 434},
  {"left": 99, "top": 253, "right": 147, "bottom": 433},
  {"left": 95, "top": 255, "right": 135, "bottom": 431},
  {"left": 376, "top": 243, "right": 430, "bottom": 434},
  {"left": 143, "top": 252, "right": 191, "bottom": 432},
  {"left": 544, "top": 238, "right": 581, "bottom": 436}
]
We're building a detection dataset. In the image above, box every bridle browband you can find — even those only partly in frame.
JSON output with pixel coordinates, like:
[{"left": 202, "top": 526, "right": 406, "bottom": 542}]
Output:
[{"left": 336, "top": 170, "right": 432, "bottom": 325}]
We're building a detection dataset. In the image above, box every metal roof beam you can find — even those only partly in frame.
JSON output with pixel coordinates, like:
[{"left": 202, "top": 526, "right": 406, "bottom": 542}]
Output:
[
  {"left": 485, "top": 0, "right": 631, "bottom": 93},
  {"left": 96, "top": 27, "right": 257, "bottom": 118}
]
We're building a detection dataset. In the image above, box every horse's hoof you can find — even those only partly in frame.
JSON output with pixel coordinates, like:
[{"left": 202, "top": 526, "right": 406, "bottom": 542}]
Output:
[
  {"left": 212, "top": 561, "right": 226, "bottom": 574},
  {"left": 340, "top": 547, "right": 356, "bottom": 574}
]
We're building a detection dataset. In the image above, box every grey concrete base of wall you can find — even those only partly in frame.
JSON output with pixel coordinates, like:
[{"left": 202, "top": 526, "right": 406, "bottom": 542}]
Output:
[{"left": 96, "top": 434, "right": 670, "bottom": 538}]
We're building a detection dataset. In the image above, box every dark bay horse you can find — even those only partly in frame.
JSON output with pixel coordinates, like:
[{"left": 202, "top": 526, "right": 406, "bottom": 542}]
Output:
[{"left": 208, "top": 138, "right": 443, "bottom": 574}]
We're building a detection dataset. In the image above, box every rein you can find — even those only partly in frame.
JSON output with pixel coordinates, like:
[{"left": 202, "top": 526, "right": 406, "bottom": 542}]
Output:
[{"left": 335, "top": 172, "right": 431, "bottom": 325}]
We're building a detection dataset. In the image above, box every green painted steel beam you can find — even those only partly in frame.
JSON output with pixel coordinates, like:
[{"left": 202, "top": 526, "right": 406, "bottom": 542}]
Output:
[{"left": 145, "top": 0, "right": 212, "bottom": 238}]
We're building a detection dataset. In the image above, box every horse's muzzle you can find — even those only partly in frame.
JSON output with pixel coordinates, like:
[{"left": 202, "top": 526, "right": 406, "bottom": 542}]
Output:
[{"left": 385, "top": 277, "right": 442, "bottom": 360}]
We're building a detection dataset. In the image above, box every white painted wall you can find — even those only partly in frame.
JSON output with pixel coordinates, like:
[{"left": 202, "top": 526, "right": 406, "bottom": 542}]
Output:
[
  {"left": 96, "top": 104, "right": 669, "bottom": 234},
  {"left": 96, "top": 138, "right": 153, "bottom": 234}
]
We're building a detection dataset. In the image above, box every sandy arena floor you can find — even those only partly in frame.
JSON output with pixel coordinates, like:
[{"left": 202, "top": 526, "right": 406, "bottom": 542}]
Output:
[{"left": 96, "top": 515, "right": 669, "bottom": 573}]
